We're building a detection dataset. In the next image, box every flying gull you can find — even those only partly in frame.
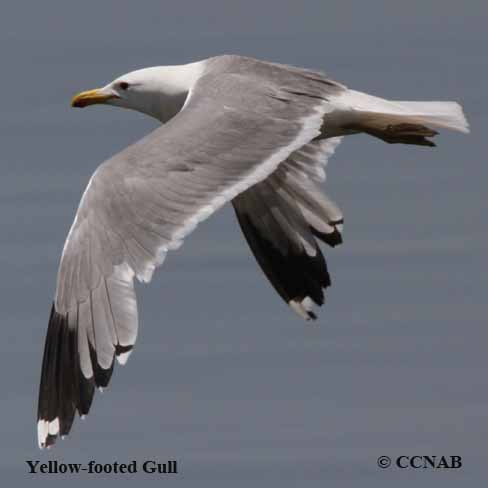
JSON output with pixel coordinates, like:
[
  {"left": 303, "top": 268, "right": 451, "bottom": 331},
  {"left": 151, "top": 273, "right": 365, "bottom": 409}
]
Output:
[{"left": 37, "top": 55, "right": 469, "bottom": 448}]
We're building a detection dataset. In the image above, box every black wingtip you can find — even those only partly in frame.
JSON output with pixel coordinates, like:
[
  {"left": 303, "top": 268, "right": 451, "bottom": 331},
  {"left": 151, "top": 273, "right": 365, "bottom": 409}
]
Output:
[
  {"left": 88, "top": 342, "right": 114, "bottom": 388},
  {"left": 37, "top": 303, "right": 94, "bottom": 448},
  {"left": 312, "top": 228, "right": 343, "bottom": 247},
  {"left": 308, "top": 310, "right": 318, "bottom": 320},
  {"left": 311, "top": 218, "right": 344, "bottom": 248},
  {"left": 234, "top": 208, "right": 331, "bottom": 319}
]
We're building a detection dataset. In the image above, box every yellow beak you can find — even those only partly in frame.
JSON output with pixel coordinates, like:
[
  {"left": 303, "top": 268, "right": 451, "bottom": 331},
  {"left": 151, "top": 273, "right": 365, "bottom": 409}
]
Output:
[{"left": 71, "top": 88, "right": 117, "bottom": 108}]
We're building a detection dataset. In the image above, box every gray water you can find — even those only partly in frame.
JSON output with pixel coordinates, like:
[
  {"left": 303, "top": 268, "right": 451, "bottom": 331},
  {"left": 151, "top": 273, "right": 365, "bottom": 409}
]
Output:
[{"left": 1, "top": 1, "right": 486, "bottom": 486}]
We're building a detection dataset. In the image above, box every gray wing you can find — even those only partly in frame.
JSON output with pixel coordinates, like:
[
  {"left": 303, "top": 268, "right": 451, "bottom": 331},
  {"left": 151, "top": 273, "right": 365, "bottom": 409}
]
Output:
[
  {"left": 37, "top": 61, "right": 345, "bottom": 448},
  {"left": 233, "top": 137, "right": 344, "bottom": 319}
]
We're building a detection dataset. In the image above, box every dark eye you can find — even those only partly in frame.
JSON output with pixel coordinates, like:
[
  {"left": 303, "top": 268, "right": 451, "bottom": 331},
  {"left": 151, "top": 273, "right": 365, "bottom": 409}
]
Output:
[{"left": 119, "top": 81, "right": 129, "bottom": 90}]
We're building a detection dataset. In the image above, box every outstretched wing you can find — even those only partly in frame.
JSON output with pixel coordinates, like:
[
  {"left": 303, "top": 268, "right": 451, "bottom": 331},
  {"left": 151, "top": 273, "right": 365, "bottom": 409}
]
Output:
[{"left": 38, "top": 64, "right": 345, "bottom": 447}]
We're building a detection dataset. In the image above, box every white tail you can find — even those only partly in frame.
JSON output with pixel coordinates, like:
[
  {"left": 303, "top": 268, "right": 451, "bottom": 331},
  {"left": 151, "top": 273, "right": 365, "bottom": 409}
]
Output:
[
  {"left": 335, "top": 89, "right": 469, "bottom": 133},
  {"left": 328, "top": 89, "right": 469, "bottom": 146},
  {"left": 390, "top": 100, "right": 469, "bottom": 133}
]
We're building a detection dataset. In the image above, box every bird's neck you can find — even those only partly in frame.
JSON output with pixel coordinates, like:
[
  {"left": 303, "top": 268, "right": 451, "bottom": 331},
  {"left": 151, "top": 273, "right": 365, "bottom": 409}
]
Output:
[{"left": 145, "top": 61, "right": 207, "bottom": 123}]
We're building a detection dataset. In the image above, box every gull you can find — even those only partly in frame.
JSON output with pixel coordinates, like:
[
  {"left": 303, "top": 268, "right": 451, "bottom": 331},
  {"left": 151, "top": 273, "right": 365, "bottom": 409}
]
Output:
[{"left": 37, "top": 55, "right": 469, "bottom": 448}]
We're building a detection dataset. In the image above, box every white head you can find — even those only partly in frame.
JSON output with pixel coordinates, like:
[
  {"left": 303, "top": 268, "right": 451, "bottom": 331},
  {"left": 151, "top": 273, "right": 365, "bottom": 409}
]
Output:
[{"left": 71, "top": 62, "right": 205, "bottom": 122}]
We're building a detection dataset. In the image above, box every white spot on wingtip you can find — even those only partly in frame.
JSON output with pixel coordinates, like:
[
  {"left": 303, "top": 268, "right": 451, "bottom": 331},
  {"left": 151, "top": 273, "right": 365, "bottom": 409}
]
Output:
[
  {"left": 289, "top": 300, "right": 310, "bottom": 320},
  {"left": 37, "top": 420, "right": 48, "bottom": 449},
  {"left": 80, "top": 415, "right": 86, "bottom": 420},
  {"left": 48, "top": 417, "right": 60, "bottom": 435},
  {"left": 301, "top": 296, "right": 314, "bottom": 311},
  {"left": 116, "top": 349, "right": 132, "bottom": 365},
  {"left": 99, "top": 387, "right": 104, "bottom": 393},
  {"left": 289, "top": 297, "right": 319, "bottom": 321}
]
